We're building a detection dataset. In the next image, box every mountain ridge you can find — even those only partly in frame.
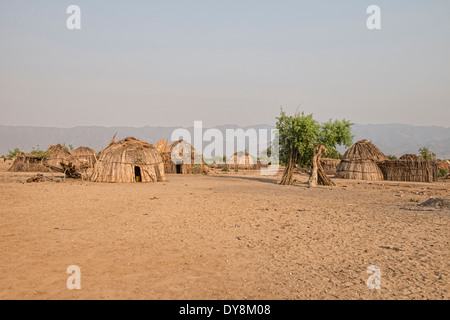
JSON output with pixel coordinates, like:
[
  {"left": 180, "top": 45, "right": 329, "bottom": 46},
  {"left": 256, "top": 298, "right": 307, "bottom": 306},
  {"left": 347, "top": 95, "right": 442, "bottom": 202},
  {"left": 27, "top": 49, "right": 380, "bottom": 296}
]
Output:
[{"left": 1, "top": 123, "right": 449, "bottom": 159}]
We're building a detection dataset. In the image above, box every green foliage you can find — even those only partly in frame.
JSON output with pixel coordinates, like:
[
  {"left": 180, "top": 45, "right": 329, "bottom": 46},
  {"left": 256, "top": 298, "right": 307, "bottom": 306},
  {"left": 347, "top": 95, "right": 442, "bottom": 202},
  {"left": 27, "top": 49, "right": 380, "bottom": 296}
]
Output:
[
  {"left": 386, "top": 154, "right": 398, "bottom": 160},
  {"left": 221, "top": 167, "right": 229, "bottom": 172},
  {"left": 62, "top": 143, "right": 74, "bottom": 152},
  {"left": 276, "top": 109, "right": 353, "bottom": 167},
  {"left": 7, "top": 148, "right": 23, "bottom": 160},
  {"left": 438, "top": 168, "right": 448, "bottom": 177},
  {"left": 418, "top": 147, "right": 436, "bottom": 160},
  {"left": 318, "top": 119, "right": 353, "bottom": 158},
  {"left": 31, "top": 145, "right": 50, "bottom": 159}
]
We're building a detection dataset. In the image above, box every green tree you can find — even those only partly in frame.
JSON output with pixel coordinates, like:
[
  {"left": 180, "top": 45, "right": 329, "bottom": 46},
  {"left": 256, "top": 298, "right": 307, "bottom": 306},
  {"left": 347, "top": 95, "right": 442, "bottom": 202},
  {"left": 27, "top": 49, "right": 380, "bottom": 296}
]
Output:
[
  {"left": 386, "top": 154, "right": 398, "bottom": 160},
  {"left": 276, "top": 109, "right": 353, "bottom": 185},
  {"left": 30, "top": 145, "right": 50, "bottom": 159},
  {"left": 419, "top": 147, "right": 436, "bottom": 160},
  {"left": 62, "top": 143, "right": 74, "bottom": 152},
  {"left": 418, "top": 147, "right": 436, "bottom": 160},
  {"left": 7, "top": 148, "right": 23, "bottom": 160}
]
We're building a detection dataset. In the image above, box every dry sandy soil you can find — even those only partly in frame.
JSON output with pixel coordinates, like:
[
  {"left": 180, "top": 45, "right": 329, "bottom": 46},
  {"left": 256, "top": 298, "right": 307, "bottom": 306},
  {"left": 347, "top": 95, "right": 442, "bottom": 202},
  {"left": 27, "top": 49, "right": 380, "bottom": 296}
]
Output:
[{"left": 0, "top": 160, "right": 449, "bottom": 300}]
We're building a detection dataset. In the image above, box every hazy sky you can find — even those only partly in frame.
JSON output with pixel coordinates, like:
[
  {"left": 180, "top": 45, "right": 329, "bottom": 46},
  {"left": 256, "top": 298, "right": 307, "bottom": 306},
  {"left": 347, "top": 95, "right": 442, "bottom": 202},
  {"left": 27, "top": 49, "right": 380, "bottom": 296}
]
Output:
[{"left": 0, "top": 0, "right": 449, "bottom": 128}]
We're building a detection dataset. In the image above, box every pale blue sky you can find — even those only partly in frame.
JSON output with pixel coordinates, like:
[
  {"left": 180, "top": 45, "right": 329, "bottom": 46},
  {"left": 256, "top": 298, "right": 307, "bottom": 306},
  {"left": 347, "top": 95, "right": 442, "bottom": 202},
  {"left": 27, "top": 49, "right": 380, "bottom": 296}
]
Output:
[{"left": 0, "top": 0, "right": 449, "bottom": 127}]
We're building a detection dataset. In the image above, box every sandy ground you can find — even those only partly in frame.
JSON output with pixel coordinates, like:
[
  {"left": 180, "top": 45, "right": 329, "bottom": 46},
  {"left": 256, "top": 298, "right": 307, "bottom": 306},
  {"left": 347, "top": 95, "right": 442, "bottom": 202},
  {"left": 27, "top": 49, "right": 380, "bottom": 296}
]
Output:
[{"left": 0, "top": 160, "right": 449, "bottom": 300}]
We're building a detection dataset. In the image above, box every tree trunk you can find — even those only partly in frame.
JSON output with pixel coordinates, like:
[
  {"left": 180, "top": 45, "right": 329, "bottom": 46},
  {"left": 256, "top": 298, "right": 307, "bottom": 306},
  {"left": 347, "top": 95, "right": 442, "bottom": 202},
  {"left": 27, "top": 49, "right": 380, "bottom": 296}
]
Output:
[
  {"left": 280, "top": 148, "right": 298, "bottom": 185},
  {"left": 308, "top": 145, "right": 335, "bottom": 187}
]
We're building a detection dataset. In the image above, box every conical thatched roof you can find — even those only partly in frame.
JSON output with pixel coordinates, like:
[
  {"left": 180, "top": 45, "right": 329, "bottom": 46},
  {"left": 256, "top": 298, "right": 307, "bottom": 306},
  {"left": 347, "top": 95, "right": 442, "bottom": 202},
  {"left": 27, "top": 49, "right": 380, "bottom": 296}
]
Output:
[
  {"left": 341, "top": 139, "right": 387, "bottom": 162},
  {"left": 90, "top": 137, "right": 166, "bottom": 183},
  {"left": 71, "top": 146, "right": 98, "bottom": 168},
  {"left": 336, "top": 140, "right": 387, "bottom": 180},
  {"left": 163, "top": 140, "right": 203, "bottom": 174},
  {"left": 44, "top": 144, "right": 77, "bottom": 170}
]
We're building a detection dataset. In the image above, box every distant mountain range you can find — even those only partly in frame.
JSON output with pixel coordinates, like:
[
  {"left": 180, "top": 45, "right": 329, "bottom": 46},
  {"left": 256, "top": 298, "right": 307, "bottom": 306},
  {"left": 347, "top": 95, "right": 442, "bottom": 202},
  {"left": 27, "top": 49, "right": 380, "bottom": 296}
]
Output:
[{"left": 0, "top": 123, "right": 449, "bottom": 159}]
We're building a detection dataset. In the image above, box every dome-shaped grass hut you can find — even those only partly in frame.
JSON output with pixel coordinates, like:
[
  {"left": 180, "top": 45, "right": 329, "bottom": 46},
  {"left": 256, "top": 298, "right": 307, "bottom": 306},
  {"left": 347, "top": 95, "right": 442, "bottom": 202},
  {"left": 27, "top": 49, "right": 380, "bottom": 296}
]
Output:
[
  {"left": 91, "top": 137, "right": 166, "bottom": 183},
  {"left": 8, "top": 153, "right": 49, "bottom": 172},
  {"left": 71, "top": 146, "right": 98, "bottom": 168},
  {"left": 44, "top": 144, "right": 78, "bottom": 170},
  {"left": 163, "top": 140, "right": 203, "bottom": 174},
  {"left": 227, "top": 151, "right": 259, "bottom": 170},
  {"left": 336, "top": 139, "right": 387, "bottom": 180}
]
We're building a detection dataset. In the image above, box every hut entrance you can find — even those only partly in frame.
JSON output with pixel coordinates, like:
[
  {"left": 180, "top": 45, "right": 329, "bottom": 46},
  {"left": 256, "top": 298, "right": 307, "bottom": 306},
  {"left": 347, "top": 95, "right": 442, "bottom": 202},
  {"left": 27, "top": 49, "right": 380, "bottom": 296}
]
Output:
[
  {"left": 134, "top": 166, "right": 142, "bottom": 182},
  {"left": 176, "top": 164, "right": 182, "bottom": 174}
]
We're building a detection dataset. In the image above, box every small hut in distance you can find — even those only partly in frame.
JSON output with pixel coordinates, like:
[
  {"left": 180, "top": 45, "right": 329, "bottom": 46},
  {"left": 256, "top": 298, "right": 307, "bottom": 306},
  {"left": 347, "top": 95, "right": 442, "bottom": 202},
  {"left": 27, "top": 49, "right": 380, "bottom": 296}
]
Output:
[
  {"left": 226, "top": 151, "right": 259, "bottom": 170},
  {"left": 163, "top": 140, "right": 204, "bottom": 174},
  {"left": 71, "top": 146, "right": 98, "bottom": 168},
  {"left": 336, "top": 140, "right": 387, "bottom": 181},
  {"left": 8, "top": 153, "right": 49, "bottom": 172},
  {"left": 44, "top": 144, "right": 78, "bottom": 170},
  {"left": 90, "top": 137, "right": 166, "bottom": 183}
]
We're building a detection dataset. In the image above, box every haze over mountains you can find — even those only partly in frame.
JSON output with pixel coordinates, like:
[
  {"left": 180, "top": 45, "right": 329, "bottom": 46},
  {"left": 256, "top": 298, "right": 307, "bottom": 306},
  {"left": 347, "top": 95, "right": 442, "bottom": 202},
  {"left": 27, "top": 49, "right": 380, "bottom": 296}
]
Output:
[{"left": 0, "top": 124, "right": 449, "bottom": 159}]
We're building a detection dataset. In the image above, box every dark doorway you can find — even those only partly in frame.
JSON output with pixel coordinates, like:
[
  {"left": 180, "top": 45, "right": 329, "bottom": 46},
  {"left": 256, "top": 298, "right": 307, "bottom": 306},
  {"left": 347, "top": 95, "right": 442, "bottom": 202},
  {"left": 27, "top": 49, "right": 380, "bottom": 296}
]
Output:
[
  {"left": 135, "top": 166, "right": 142, "bottom": 182},
  {"left": 176, "top": 164, "right": 182, "bottom": 174}
]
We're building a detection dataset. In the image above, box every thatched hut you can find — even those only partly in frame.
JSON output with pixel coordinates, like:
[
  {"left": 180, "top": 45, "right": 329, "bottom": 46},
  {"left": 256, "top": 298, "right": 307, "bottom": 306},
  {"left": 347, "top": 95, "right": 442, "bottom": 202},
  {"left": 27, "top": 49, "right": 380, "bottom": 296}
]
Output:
[
  {"left": 44, "top": 144, "right": 78, "bottom": 170},
  {"left": 378, "top": 158, "right": 437, "bottom": 182},
  {"left": 336, "top": 140, "right": 387, "bottom": 180},
  {"left": 90, "top": 137, "right": 166, "bottom": 183},
  {"left": 71, "top": 146, "right": 98, "bottom": 168},
  {"left": 320, "top": 158, "right": 341, "bottom": 175},
  {"left": 227, "top": 151, "right": 259, "bottom": 170},
  {"left": 399, "top": 154, "right": 419, "bottom": 161},
  {"left": 436, "top": 159, "right": 449, "bottom": 172},
  {"left": 8, "top": 153, "right": 49, "bottom": 172},
  {"left": 163, "top": 140, "right": 203, "bottom": 174}
]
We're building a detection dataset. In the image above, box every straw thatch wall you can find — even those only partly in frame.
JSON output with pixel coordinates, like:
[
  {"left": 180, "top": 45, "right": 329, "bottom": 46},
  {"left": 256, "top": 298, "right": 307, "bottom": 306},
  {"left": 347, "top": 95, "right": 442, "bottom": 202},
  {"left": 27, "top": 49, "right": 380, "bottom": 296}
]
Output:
[
  {"left": 163, "top": 140, "right": 203, "bottom": 174},
  {"left": 8, "top": 153, "right": 49, "bottom": 172},
  {"left": 71, "top": 146, "right": 97, "bottom": 168},
  {"left": 90, "top": 137, "right": 166, "bottom": 183},
  {"left": 378, "top": 159, "right": 437, "bottom": 182},
  {"left": 226, "top": 152, "right": 259, "bottom": 170},
  {"left": 320, "top": 158, "right": 341, "bottom": 175},
  {"left": 44, "top": 144, "right": 78, "bottom": 170},
  {"left": 155, "top": 138, "right": 168, "bottom": 154},
  {"left": 336, "top": 140, "right": 387, "bottom": 181}
]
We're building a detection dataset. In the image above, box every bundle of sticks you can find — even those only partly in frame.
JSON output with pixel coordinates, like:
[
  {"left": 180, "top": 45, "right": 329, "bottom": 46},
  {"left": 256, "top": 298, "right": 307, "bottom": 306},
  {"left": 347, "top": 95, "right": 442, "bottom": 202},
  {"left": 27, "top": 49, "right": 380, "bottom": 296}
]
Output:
[{"left": 44, "top": 161, "right": 81, "bottom": 178}]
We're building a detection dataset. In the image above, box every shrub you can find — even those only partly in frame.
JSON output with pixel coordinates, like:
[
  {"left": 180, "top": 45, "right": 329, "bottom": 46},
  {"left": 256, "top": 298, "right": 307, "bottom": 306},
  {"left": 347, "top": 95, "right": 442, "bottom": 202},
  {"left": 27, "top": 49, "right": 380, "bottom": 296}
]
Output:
[
  {"left": 438, "top": 168, "right": 448, "bottom": 177},
  {"left": 31, "top": 145, "right": 50, "bottom": 159},
  {"left": 7, "top": 148, "right": 23, "bottom": 160},
  {"left": 62, "top": 143, "right": 74, "bottom": 152},
  {"left": 386, "top": 154, "right": 398, "bottom": 160}
]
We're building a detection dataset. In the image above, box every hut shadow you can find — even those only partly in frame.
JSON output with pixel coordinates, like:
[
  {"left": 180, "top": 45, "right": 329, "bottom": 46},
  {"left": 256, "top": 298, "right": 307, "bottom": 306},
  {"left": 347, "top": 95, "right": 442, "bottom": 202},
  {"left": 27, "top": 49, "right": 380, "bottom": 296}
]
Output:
[
  {"left": 212, "top": 175, "right": 279, "bottom": 185},
  {"left": 213, "top": 175, "right": 312, "bottom": 188}
]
